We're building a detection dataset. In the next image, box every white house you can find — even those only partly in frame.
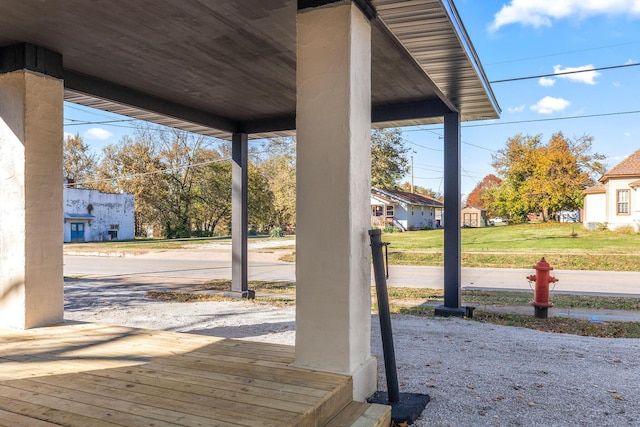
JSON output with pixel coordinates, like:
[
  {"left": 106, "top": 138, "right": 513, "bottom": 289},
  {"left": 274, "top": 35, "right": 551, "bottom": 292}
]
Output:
[
  {"left": 371, "top": 187, "right": 444, "bottom": 231},
  {"left": 64, "top": 187, "right": 135, "bottom": 242},
  {"left": 583, "top": 148, "right": 640, "bottom": 232}
]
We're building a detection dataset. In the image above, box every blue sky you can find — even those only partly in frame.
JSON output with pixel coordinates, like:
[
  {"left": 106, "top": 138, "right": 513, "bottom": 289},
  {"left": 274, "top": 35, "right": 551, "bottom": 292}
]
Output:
[{"left": 63, "top": 0, "right": 640, "bottom": 196}]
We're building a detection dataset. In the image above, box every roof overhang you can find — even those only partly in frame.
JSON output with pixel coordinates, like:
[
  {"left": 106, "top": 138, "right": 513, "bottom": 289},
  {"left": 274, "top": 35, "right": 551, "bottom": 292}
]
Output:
[{"left": 0, "top": 0, "right": 500, "bottom": 140}]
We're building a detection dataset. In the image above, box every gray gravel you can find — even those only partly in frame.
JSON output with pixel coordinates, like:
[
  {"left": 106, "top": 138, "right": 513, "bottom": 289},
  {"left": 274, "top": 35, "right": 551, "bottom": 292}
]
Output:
[{"left": 65, "top": 279, "right": 640, "bottom": 426}]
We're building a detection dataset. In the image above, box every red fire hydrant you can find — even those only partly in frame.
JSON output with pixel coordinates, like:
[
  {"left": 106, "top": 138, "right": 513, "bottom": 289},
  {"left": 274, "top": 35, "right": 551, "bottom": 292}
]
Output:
[{"left": 527, "top": 257, "right": 558, "bottom": 319}]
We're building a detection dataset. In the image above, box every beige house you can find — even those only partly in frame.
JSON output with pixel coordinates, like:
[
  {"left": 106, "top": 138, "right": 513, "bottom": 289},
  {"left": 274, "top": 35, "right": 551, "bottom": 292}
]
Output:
[{"left": 583, "top": 148, "right": 640, "bottom": 232}]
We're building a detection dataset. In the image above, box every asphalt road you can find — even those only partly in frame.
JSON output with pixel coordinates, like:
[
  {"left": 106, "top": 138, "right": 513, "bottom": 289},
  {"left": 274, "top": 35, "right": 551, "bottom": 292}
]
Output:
[{"left": 64, "top": 252, "right": 640, "bottom": 296}]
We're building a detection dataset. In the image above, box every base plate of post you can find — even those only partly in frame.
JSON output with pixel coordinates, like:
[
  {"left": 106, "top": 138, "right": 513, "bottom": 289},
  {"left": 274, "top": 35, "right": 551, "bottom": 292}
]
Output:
[
  {"left": 434, "top": 305, "right": 475, "bottom": 318},
  {"left": 223, "top": 290, "right": 256, "bottom": 300},
  {"left": 367, "top": 391, "right": 430, "bottom": 425}
]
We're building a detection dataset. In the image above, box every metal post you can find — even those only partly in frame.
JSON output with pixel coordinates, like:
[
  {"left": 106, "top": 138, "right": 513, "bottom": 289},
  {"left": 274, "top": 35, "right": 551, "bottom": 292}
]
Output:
[
  {"left": 369, "top": 229, "right": 400, "bottom": 403},
  {"left": 230, "top": 132, "right": 254, "bottom": 299},
  {"left": 435, "top": 112, "right": 465, "bottom": 317}
]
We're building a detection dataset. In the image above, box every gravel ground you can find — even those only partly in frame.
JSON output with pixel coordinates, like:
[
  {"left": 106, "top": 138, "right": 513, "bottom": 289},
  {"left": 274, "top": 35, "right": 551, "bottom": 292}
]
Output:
[{"left": 65, "top": 279, "right": 640, "bottom": 426}]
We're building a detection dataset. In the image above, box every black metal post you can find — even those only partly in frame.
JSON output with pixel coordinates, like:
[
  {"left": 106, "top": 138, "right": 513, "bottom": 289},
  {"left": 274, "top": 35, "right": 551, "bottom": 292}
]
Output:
[{"left": 369, "top": 229, "right": 400, "bottom": 403}]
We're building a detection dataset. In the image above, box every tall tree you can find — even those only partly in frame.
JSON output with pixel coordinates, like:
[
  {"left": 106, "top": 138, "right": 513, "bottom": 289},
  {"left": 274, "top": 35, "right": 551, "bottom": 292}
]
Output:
[
  {"left": 488, "top": 132, "right": 605, "bottom": 221},
  {"left": 466, "top": 174, "right": 502, "bottom": 211},
  {"left": 63, "top": 133, "right": 96, "bottom": 187},
  {"left": 371, "top": 128, "right": 410, "bottom": 189},
  {"left": 253, "top": 138, "right": 296, "bottom": 231}
]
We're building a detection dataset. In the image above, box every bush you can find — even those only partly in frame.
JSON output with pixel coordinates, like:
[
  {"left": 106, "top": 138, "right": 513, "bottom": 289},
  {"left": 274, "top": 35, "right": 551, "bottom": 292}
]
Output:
[
  {"left": 384, "top": 225, "right": 396, "bottom": 233},
  {"left": 614, "top": 225, "right": 637, "bottom": 234},
  {"left": 248, "top": 228, "right": 257, "bottom": 236},
  {"left": 269, "top": 227, "right": 285, "bottom": 238}
]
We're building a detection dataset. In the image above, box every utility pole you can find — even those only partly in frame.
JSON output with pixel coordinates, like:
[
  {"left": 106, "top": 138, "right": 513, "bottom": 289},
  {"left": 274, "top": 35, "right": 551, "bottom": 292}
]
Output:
[{"left": 411, "top": 155, "right": 414, "bottom": 193}]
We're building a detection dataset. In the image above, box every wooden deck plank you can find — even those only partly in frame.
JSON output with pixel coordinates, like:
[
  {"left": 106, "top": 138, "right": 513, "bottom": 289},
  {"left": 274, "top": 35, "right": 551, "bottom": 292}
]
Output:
[
  {"left": 30, "top": 374, "right": 299, "bottom": 424},
  {"left": 0, "top": 407, "right": 62, "bottom": 427},
  {"left": 85, "top": 368, "right": 318, "bottom": 410},
  {"left": 0, "top": 323, "right": 355, "bottom": 427},
  {"left": 0, "top": 388, "right": 181, "bottom": 427},
  {"left": 1, "top": 380, "right": 247, "bottom": 427}
]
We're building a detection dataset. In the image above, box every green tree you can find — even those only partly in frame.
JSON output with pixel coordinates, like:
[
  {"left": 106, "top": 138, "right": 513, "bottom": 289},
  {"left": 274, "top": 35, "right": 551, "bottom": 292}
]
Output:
[
  {"left": 253, "top": 138, "right": 296, "bottom": 231},
  {"left": 488, "top": 132, "right": 605, "bottom": 221},
  {"left": 371, "top": 128, "right": 410, "bottom": 189},
  {"left": 63, "top": 133, "right": 96, "bottom": 187}
]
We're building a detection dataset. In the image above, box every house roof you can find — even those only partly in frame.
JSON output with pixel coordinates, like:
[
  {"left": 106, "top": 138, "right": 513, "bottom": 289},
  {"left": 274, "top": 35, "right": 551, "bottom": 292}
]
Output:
[
  {"left": 372, "top": 187, "right": 444, "bottom": 208},
  {"left": 599, "top": 148, "right": 640, "bottom": 183},
  {"left": 463, "top": 205, "right": 486, "bottom": 212},
  {"left": 0, "top": 0, "right": 499, "bottom": 140},
  {"left": 630, "top": 179, "right": 640, "bottom": 188},
  {"left": 583, "top": 183, "right": 606, "bottom": 195}
]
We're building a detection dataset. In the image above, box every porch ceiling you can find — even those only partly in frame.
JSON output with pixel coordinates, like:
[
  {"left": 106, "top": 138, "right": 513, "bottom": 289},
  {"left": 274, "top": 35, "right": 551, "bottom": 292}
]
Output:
[{"left": 0, "top": 0, "right": 499, "bottom": 140}]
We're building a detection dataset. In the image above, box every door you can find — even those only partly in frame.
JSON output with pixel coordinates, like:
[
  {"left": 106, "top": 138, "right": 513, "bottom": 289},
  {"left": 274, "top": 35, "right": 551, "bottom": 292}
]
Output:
[{"left": 70, "top": 222, "right": 85, "bottom": 242}]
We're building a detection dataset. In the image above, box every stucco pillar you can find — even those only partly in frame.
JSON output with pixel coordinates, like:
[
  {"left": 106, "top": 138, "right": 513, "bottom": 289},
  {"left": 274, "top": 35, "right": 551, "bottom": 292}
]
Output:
[
  {"left": 295, "top": 3, "right": 376, "bottom": 401},
  {"left": 0, "top": 46, "right": 64, "bottom": 329}
]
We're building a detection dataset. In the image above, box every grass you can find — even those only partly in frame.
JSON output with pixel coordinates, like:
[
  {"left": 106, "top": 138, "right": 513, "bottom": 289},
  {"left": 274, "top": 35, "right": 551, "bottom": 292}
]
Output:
[
  {"left": 381, "top": 223, "right": 640, "bottom": 271},
  {"left": 146, "top": 281, "right": 640, "bottom": 338}
]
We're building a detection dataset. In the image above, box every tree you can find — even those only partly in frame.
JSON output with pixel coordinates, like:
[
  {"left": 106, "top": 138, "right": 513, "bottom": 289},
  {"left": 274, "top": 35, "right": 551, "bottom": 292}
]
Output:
[
  {"left": 466, "top": 174, "right": 502, "bottom": 211},
  {"left": 371, "top": 128, "right": 410, "bottom": 188},
  {"left": 488, "top": 132, "right": 605, "bottom": 221},
  {"left": 398, "top": 182, "right": 443, "bottom": 200},
  {"left": 63, "top": 133, "right": 96, "bottom": 187},
  {"left": 253, "top": 138, "right": 296, "bottom": 231}
]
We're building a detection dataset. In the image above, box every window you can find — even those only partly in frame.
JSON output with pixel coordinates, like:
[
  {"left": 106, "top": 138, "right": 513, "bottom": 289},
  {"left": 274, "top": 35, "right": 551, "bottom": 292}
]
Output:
[
  {"left": 617, "top": 190, "right": 630, "bottom": 215},
  {"left": 110, "top": 224, "right": 119, "bottom": 230},
  {"left": 372, "top": 206, "right": 383, "bottom": 217},
  {"left": 386, "top": 205, "right": 394, "bottom": 217},
  {"left": 421, "top": 206, "right": 424, "bottom": 216}
]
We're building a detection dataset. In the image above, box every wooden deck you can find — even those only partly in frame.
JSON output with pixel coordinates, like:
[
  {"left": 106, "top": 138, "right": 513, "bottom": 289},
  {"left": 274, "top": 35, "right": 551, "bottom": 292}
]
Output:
[{"left": 0, "top": 322, "right": 389, "bottom": 427}]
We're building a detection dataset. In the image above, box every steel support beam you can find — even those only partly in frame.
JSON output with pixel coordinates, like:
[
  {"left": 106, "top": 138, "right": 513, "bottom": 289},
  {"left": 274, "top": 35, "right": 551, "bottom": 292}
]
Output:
[
  {"left": 435, "top": 112, "right": 465, "bottom": 317},
  {"left": 229, "top": 132, "right": 254, "bottom": 299}
]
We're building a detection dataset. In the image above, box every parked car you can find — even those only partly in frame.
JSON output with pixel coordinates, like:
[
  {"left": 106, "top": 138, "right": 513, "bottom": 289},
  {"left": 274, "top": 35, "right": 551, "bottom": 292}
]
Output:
[{"left": 489, "top": 217, "right": 508, "bottom": 226}]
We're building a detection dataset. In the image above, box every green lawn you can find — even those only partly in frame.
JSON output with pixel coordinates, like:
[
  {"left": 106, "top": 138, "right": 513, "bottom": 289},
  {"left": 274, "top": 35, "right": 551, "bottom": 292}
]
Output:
[{"left": 381, "top": 223, "right": 640, "bottom": 271}]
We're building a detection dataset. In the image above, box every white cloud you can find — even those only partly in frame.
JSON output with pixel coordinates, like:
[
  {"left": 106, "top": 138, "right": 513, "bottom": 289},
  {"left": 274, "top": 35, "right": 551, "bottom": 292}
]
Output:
[
  {"left": 624, "top": 132, "right": 632, "bottom": 137},
  {"left": 63, "top": 132, "right": 74, "bottom": 141},
  {"left": 625, "top": 58, "right": 636, "bottom": 65},
  {"left": 613, "top": 81, "right": 622, "bottom": 87},
  {"left": 538, "top": 77, "right": 555, "bottom": 87},
  {"left": 489, "top": 0, "right": 640, "bottom": 31},
  {"left": 507, "top": 105, "right": 525, "bottom": 113},
  {"left": 83, "top": 127, "right": 113, "bottom": 140},
  {"left": 553, "top": 64, "right": 600, "bottom": 85},
  {"left": 530, "top": 96, "right": 570, "bottom": 114}
]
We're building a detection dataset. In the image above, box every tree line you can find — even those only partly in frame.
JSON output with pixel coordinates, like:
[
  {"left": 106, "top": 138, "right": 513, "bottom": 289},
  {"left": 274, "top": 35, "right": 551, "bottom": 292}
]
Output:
[
  {"left": 466, "top": 132, "right": 605, "bottom": 222},
  {"left": 63, "top": 126, "right": 411, "bottom": 238}
]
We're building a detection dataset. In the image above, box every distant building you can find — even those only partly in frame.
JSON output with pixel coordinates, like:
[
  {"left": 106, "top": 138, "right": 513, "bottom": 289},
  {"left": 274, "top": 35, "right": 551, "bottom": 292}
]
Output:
[
  {"left": 461, "top": 205, "right": 487, "bottom": 227},
  {"left": 583, "top": 148, "right": 640, "bottom": 232},
  {"left": 371, "top": 187, "right": 444, "bottom": 231},
  {"left": 64, "top": 187, "right": 134, "bottom": 242}
]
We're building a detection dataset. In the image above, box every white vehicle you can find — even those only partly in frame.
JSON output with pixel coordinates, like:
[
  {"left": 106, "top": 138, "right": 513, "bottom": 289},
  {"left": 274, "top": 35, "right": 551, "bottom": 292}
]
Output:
[{"left": 489, "top": 217, "right": 508, "bottom": 225}]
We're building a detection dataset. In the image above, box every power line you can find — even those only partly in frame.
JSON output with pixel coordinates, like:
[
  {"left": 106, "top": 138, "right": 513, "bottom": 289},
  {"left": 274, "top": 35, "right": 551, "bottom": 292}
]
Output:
[
  {"left": 490, "top": 63, "right": 639, "bottom": 84},
  {"left": 485, "top": 41, "right": 640, "bottom": 66},
  {"left": 463, "top": 110, "right": 640, "bottom": 128},
  {"left": 65, "top": 118, "right": 137, "bottom": 126}
]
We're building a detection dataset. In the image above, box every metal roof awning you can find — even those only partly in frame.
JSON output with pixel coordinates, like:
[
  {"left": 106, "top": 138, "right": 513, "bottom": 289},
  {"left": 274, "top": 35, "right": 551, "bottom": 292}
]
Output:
[
  {"left": 0, "top": 0, "right": 499, "bottom": 140},
  {"left": 64, "top": 213, "right": 95, "bottom": 220}
]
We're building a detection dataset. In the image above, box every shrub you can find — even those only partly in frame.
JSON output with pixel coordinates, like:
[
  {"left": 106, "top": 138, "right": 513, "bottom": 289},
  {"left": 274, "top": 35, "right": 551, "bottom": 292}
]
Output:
[
  {"left": 269, "top": 227, "right": 285, "bottom": 238},
  {"left": 384, "top": 225, "right": 396, "bottom": 233},
  {"left": 614, "top": 225, "right": 636, "bottom": 235}
]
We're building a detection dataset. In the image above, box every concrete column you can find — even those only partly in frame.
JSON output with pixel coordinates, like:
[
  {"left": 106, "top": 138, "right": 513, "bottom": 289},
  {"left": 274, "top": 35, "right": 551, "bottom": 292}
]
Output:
[
  {"left": 0, "top": 69, "right": 64, "bottom": 329},
  {"left": 435, "top": 112, "right": 465, "bottom": 317},
  {"left": 230, "top": 132, "right": 253, "bottom": 299},
  {"left": 295, "top": 3, "right": 376, "bottom": 401}
]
